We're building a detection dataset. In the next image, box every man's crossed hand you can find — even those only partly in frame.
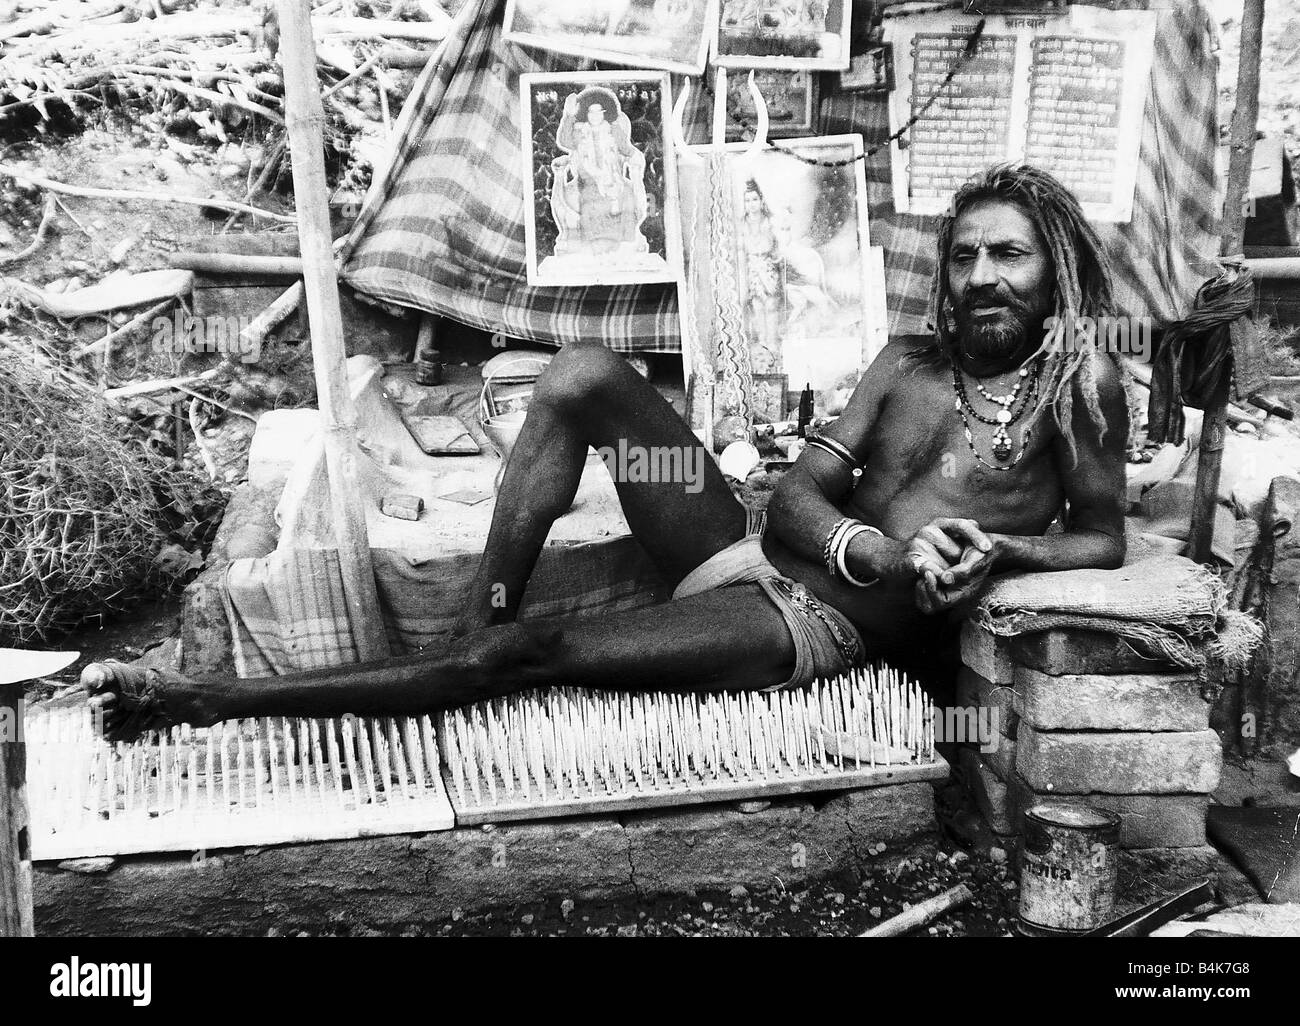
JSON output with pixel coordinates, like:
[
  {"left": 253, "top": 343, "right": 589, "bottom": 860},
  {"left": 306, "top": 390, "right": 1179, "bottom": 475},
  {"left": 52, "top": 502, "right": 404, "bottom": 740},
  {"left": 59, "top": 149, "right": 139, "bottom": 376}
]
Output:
[{"left": 899, "top": 518, "right": 997, "bottom": 614}]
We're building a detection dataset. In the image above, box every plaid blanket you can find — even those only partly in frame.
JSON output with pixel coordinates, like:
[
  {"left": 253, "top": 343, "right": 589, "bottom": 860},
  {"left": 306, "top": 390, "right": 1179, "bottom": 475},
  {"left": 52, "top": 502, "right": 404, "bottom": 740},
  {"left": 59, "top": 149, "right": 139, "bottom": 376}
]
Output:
[
  {"left": 223, "top": 540, "right": 667, "bottom": 676},
  {"left": 342, "top": 0, "right": 1220, "bottom": 352}
]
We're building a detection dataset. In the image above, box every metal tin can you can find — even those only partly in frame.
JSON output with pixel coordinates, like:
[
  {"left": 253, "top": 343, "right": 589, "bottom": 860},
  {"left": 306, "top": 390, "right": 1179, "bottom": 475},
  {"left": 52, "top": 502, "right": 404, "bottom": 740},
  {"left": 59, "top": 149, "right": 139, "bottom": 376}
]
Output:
[
  {"left": 415, "top": 348, "right": 443, "bottom": 386},
  {"left": 1018, "top": 803, "right": 1121, "bottom": 935}
]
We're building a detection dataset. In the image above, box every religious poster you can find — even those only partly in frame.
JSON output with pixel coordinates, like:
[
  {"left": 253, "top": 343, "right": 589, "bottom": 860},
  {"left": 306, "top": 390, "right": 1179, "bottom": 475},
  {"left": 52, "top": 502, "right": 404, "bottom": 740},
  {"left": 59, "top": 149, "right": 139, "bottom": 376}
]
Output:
[
  {"left": 503, "top": 0, "right": 716, "bottom": 76},
  {"left": 681, "top": 135, "right": 878, "bottom": 428},
  {"left": 520, "top": 72, "right": 684, "bottom": 288},
  {"left": 713, "top": 0, "right": 853, "bottom": 71},
  {"left": 721, "top": 68, "right": 819, "bottom": 141},
  {"left": 883, "top": 6, "right": 1156, "bottom": 222}
]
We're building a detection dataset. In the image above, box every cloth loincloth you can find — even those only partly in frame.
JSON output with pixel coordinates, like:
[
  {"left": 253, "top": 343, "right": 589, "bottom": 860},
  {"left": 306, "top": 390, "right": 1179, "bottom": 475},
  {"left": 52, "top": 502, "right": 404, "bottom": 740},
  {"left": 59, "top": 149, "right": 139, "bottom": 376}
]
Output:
[{"left": 672, "top": 509, "right": 865, "bottom": 689}]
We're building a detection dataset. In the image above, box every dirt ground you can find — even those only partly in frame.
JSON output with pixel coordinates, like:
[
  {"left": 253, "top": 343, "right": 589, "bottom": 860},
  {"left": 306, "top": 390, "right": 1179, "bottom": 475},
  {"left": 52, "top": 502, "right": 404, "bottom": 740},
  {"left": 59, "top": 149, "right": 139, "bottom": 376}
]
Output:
[{"left": 293, "top": 837, "right": 1023, "bottom": 937}]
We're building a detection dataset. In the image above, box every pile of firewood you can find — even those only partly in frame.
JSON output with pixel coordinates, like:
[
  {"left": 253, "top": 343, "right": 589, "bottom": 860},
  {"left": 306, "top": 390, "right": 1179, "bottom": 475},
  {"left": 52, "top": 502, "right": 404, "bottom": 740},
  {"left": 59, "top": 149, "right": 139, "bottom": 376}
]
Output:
[{"left": 1, "top": 0, "right": 450, "bottom": 193}]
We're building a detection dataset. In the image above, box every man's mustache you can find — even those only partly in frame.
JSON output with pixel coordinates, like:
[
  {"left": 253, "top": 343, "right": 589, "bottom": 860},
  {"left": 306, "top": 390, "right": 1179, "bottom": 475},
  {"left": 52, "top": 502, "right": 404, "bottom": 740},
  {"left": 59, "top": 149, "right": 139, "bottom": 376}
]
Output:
[{"left": 957, "top": 288, "right": 1029, "bottom": 316}]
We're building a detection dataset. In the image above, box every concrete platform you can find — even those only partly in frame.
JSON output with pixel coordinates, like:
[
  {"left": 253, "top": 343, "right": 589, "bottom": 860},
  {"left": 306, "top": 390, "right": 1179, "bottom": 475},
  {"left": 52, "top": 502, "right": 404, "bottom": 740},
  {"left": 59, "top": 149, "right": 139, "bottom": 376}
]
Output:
[{"left": 33, "top": 782, "right": 938, "bottom": 936}]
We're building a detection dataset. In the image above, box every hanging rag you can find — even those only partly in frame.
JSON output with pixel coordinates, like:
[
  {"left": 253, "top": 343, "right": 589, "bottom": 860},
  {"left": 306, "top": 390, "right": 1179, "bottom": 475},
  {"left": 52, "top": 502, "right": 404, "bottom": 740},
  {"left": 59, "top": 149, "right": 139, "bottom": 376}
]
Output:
[{"left": 1147, "top": 265, "right": 1267, "bottom": 444}]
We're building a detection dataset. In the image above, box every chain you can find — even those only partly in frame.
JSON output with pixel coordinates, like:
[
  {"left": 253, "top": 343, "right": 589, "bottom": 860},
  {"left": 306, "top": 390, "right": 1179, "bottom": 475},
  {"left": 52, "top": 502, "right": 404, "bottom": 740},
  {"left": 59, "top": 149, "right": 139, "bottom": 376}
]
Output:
[{"left": 697, "top": 17, "right": 987, "bottom": 168}]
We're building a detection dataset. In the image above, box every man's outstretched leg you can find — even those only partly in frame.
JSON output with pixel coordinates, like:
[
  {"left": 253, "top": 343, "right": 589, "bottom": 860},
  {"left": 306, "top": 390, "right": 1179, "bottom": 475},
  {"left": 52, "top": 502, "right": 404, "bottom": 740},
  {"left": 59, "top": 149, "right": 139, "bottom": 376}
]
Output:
[
  {"left": 83, "top": 342, "right": 779, "bottom": 738},
  {"left": 85, "top": 585, "right": 797, "bottom": 740},
  {"left": 458, "top": 341, "right": 747, "bottom": 633}
]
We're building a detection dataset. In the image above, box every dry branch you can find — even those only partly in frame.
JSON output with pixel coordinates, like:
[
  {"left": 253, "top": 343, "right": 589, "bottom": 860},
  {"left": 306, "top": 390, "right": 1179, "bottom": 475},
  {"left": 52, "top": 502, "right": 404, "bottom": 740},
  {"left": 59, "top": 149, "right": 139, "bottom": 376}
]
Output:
[
  {"left": 0, "top": 163, "right": 296, "bottom": 223},
  {"left": 0, "top": 196, "right": 57, "bottom": 269},
  {"left": 238, "top": 279, "right": 304, "bottom": 353},
  {"left": 71, "top": 297, "right": 174, "bottom": 359},
  {"left": 102, "top": 367, "right": 221, "bottom": 401},
  {"left": 2, "top": 269, "right": 192, "bottom": 318}
]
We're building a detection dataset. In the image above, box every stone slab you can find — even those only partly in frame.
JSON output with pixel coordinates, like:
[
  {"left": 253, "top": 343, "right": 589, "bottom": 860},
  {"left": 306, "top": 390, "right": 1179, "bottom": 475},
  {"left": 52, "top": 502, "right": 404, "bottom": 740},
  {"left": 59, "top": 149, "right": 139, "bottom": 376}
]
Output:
[
  {"left": 1116, "top": 846, "right": 1219, "bottom": 914},
  {"left": 958, "top": 749, "right": 1014, "bottom": 834},
  {"left": 1014, "top": 666, "right": 1209, "bottom": 732},
  {"left": 1007, "top": 775, "right": 1210, "bottom": 849},
  {"left": 33, "top": 783, "right": 938, "bottom": 936},
  {"left": 1016, "top": 726, "right": 1222, "bottom": 795},
  {"left": 622, "top": 782, "right": 935, "bottom": 896},
  {"left": 960, "top": 622, "right": 1014, "bottom": 685},
  {"left": 954, "top": 666, "right": 1018, "bottom": 740},
  {"left": 982, "top": 735, "right": 1017, "bottom": 782},
  {"left": 35, "top": 816, "right": 631, "bottom": 937},
  {"left": 1008, "top": 628, "right": 1182, "bottom": 676}
]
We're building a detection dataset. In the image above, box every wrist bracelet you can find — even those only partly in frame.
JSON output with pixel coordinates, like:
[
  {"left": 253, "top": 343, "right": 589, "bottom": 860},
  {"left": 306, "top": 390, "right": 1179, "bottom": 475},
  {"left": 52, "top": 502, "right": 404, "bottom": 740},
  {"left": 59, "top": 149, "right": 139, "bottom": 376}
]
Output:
[
  {"left": 836, "top": 523, "right": 882, "bottom": 588},
  {"left": 823, "top": 517, "right": 855, "bottom": 577}
]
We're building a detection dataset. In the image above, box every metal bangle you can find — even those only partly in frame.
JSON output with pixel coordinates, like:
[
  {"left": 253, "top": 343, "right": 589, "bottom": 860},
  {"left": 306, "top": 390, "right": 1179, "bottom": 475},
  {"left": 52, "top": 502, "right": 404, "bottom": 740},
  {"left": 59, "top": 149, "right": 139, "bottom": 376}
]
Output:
[
  {"left": 805, "top": 436, "right": 864, "bottom": 481},
  {"left": 823, "top": 516, "right": 855, "bottom": 577},
  {"left": 835, "top": 524, "right": 880, "bottom": 588}
]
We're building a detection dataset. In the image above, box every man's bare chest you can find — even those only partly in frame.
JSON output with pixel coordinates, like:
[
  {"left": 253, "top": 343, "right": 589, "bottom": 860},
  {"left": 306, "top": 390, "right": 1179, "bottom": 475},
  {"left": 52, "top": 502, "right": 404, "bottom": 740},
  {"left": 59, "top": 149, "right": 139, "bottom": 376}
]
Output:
[{"left": 852, "top": 369, "right": 1065, "bottom": 532}]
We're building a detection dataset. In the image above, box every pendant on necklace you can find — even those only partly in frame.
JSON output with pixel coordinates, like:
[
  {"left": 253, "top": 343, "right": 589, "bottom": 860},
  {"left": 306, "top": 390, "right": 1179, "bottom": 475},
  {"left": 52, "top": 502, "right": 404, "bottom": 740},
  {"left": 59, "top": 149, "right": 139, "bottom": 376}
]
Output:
[{"left": 992, "top": 429, "right": 1013, "bottom": 461}]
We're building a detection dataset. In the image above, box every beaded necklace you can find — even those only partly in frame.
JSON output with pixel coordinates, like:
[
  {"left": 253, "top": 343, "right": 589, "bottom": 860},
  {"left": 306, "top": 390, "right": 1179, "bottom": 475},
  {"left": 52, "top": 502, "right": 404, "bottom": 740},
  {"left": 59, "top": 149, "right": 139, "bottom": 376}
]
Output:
[{"left": 950, "top": 355, "right": 1044, "bottom": 470}]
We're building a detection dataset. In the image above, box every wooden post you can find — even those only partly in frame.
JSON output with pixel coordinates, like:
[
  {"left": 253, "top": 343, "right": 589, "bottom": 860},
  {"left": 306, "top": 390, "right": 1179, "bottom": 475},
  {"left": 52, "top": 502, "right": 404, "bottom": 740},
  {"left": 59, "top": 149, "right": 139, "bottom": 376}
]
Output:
[
  {"left": 1189, "top": 0, "right": 1265, "bottom": 563},
  {"left": 1219, "top": 0, "right": 1266, "bottom": 261},
  {"left": 278, "top": 0, "right": 390, "bottom": 661},
  {"left": 0, "top": 684, "right": 33, "bottom": 936}
]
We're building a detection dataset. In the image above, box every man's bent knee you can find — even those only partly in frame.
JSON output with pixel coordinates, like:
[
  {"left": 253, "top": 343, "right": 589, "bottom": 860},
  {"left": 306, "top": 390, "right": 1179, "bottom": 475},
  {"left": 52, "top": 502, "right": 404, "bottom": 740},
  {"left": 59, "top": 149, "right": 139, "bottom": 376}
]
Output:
[{"left": 531, "top": 342, "right": 624, "bottom": 413}]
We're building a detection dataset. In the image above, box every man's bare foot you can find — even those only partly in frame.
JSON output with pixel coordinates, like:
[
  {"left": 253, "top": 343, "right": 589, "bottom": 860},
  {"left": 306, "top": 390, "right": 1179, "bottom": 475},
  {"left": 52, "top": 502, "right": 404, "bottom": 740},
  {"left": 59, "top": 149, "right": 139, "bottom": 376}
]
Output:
[{"left": 82, "top": 661, "right": 213, "bottom": 742}]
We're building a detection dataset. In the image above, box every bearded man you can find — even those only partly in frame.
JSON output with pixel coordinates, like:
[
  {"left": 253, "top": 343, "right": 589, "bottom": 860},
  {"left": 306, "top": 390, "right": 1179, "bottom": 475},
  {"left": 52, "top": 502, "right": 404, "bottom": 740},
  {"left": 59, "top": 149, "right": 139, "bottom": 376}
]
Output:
[{"left": 85, "top": 164, "right": 1127, "bottom": 738}]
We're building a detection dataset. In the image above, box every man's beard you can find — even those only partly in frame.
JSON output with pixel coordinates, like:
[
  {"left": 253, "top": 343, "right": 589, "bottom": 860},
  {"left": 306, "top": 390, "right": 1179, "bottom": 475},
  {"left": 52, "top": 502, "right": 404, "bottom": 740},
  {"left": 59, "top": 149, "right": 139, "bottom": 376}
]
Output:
[{"left": 951, "top": 290, "right": 1044, "bottom": 363}]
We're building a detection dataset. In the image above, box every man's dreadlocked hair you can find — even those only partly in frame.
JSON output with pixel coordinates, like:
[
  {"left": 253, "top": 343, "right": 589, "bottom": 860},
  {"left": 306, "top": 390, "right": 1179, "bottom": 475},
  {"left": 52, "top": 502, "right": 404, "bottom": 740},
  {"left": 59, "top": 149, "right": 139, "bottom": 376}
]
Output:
[{"left": 923, "top": 163, "right": 1118, "bottom": 465}]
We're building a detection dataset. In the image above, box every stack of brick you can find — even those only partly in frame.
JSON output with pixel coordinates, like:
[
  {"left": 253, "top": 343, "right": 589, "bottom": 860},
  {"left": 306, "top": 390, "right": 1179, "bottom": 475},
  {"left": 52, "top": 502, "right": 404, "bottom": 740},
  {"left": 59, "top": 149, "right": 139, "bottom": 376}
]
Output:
[{"left": 957, "top": 622, "right": 1221, "bottom": 903}]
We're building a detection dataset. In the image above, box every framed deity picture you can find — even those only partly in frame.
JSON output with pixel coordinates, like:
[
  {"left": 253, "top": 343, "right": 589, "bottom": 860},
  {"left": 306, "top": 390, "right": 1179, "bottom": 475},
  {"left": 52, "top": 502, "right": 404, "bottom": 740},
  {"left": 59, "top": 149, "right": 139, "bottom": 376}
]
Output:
[
  {"left": 750, "top": 373, "right": 789, "bottom": 423},
  {"left": 503, "top": 0, "right": 716, "bottom": 76},
  {"left": 722, "top": 68, "right": 818, "bottom": 141},
  {"left": 519, "top": 72, "right": 684, "bottom": 288},
  {"left": 688, "top": 134, "right": 877, "bottom": 420},
  {"left": 712, "top": 0, "right": 853, "bottom": 71}
]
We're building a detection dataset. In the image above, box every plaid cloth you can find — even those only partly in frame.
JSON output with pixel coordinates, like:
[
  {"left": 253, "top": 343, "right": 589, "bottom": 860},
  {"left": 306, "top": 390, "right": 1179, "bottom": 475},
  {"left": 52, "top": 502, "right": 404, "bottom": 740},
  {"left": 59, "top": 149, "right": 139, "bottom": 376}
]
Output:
[
  {"left": 342, "top": 0, "right": 1221, "bottom": 351},
  {"left": 341, "top": 0, "right": 682, "bottom": 353},
  {"left": 222, "top": 540, "right": 667, "bottom": 677}
]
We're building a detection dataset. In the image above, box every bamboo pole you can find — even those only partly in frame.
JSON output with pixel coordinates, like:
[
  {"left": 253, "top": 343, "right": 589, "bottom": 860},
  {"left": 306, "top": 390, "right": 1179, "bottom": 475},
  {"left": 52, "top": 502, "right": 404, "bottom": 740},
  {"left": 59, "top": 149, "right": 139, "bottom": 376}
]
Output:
[
  {"left": 0, "top": 684, "right": 33, "bottom": 936},
  {"left": 1219, "top": 2, "right": 1266, "bottom": 260},
  {"left": 278, "top": 0, "right": 390, "bottom": 661},
  {"left": 1189, "top": 0, "right": 1265, "bottom": 564},
  {"left": 0, "top": 649, "right": 75, "bottom": 937},
  {"left": 168, "top": 252, "right": 305, "bottom": 276}
]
